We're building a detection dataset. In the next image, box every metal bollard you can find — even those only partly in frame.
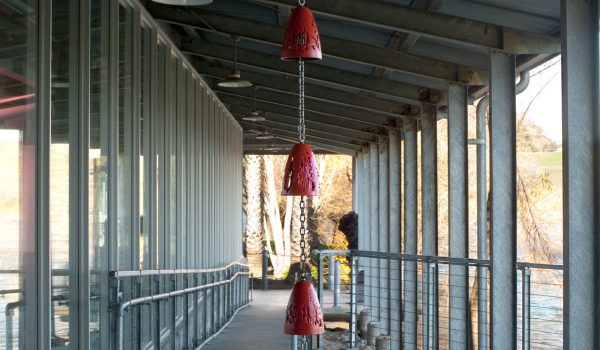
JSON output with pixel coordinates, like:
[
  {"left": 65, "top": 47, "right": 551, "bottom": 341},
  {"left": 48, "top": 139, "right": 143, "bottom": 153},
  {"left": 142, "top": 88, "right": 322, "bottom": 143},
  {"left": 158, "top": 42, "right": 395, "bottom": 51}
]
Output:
[
  {"left": 328, "top": 255, "right": 335, "bottom": 290},
  {"left": 376, "top": 335, "right": 391, "bottom": 350},
  {"left": 333, "top": 259, "right": 341, "bottom": 307},
  {"left": 367, "top": 321, "right": 380, "bottom": 346},
  {"left": 262, "top": 249, "right": 269, "bottom": 290},
  {"left": 359, "top": 309, "right": 372, "bottom": 339}
]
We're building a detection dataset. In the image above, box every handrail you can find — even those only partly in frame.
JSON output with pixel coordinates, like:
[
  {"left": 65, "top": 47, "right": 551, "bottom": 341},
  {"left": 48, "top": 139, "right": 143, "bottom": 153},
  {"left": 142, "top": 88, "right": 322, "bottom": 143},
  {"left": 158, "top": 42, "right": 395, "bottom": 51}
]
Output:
[
  {"left": 115, "top": 262, "right": 250, "bottom": 350},
  {"left": 111, "top": 259, "right": 248, "bottom": 278}
]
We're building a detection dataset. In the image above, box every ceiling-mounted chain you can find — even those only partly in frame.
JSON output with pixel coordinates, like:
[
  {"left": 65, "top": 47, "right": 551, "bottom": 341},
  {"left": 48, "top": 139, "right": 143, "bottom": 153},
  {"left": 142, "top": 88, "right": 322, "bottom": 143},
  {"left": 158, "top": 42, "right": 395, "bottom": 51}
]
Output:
[{"left": 298, "top": 59, "right": 305, "bottom": 143}]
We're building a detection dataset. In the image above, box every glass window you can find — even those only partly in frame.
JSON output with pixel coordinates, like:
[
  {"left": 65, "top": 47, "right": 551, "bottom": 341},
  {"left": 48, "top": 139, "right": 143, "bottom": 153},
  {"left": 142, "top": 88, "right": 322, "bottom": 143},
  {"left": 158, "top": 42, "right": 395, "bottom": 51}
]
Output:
[
  {"left": 0, "top": 1, "right": 37, "bottom": 348},
  {"left": 89, "top": 0, "right": 110, "bottom": 347}
]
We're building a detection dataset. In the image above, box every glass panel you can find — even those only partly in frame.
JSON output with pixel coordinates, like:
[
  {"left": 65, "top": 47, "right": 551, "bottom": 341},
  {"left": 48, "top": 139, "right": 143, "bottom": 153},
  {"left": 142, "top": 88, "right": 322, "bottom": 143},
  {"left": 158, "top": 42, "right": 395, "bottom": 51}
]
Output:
[
  {"left": 89, "top": 0, "right": 109, "bottom": 347},
  {"left": 118, "top": 4, "right": 133, "bottom": 270},
  {"left": 50, "top": 0, "right": 73, "bottom": 346},
  {"left": 0, "top": 0, "right": 37, "bottom": 348}
]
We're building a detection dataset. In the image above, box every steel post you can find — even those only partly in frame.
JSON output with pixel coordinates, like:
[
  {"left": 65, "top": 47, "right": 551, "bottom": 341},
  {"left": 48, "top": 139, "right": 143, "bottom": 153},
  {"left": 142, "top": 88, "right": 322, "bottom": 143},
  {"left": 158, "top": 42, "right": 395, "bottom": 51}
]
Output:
[
  {"left": 489, "top": 50, "right": 517, "bottom": 349},
  {"left": 378, "top": 137, "right": 390, "bottom": 331},
  {"left": 333, "top": 259, "right": 341, "bottom": 308},
  {"left": 350, "top": 255, "right": 358, "bottom": 348},
  {"left": 262, "top": 249, "right": 269, "bottom": 290},
  {"left": 448, "top": 83, "right": 469, "bottom": 349},
  {"left": 362, "top": 148, "right": 371, "bottom": 306},
  {"left": 388, "top": 128, "right": 402, "bottom": 348},
  {"left": 369, "top": 142, "right": 380, "bottom": 321},
  {"left": 317, "top": 252, "right": 324, "bottom": 348},
  {"left": 521, "top": 267, "right": 531, "bottom": 350},
  {"left": 561, "top": 1, "right": 600, "bottom": 348},
  {"left": 421, "top": 104, "right": 438, "bottom": 349},
  {"left": 403, "top": 116, "right": 418, "bottom": 350}
]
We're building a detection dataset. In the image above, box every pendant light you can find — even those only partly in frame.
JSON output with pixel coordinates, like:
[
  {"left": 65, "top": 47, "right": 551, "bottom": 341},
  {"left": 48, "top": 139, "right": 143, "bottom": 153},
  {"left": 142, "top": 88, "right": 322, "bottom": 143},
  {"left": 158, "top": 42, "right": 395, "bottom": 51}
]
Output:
[
  {"left": 243, "top": 87, "right": 266, "bottom": 122},
  {"left": 218, "top": 37, "right": 252, "bottom": 88},
  {"left": 280, "top": 0, "right": 324, "bottom": 338}
]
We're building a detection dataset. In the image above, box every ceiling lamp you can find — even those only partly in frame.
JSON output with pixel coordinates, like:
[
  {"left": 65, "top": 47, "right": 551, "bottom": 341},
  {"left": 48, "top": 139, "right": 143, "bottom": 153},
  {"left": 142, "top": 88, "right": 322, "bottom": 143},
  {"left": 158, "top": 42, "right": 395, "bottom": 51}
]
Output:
[
  {"left": 218, "top": 37, "right": 252, "bottom": 88},
  {"left": 256, "top": 132, "right": 274, "bottom": 140},
  {"left": 151, "top": 0, "right": 212, "bottom": 5},
  {"left": 281, "top": 0, "right": 324, "bottom": 338},
  {"left": 243, "top": 87, "right": 266, "bottom": 122}
]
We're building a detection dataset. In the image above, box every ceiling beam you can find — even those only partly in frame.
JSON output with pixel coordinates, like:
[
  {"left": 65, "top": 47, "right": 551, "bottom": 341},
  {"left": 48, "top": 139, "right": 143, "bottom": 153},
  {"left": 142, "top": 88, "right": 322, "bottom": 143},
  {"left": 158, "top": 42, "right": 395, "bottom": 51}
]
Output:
[
  {"left": 217, "top": 93, "right": 396, "bottom": 130},
  {"left": 180, "top": 39, "right": 437, "bottom": 105},
  {"left": 230, "top": 110, "right": 376, "bottom": 142},
  {"left": 239, "top": 121, "right": 360, "bottom": 154},
  {"left": 226, "top": 103, "right": 381, "bottom": 138},
  {"left": 193, "top": 59, "right": 405, "bottom": 115},
  {"left": 213, "top": 84, "right": 397, "bottom": 125},
  {"left": 145, "top": 4, "right": 488, "bottom": 85},
  {"left": 255, "top": 0, "right": 560, "bottom": 54}
]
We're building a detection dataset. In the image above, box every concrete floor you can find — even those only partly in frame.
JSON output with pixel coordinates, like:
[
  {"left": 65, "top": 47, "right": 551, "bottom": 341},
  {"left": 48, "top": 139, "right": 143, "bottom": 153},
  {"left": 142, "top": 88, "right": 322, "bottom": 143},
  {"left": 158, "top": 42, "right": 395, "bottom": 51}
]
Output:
[{"left": 202, "top": 290, "right": 293, "bottom": 349}]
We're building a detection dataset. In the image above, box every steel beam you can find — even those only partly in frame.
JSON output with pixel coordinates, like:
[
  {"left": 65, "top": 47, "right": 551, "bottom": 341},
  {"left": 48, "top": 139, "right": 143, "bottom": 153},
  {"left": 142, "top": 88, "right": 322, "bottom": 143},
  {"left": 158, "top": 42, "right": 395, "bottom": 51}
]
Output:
[
  {"left": 448, "top": 83, "right": 469, "bottom": 349},
  {"left": 561, "top": 1, "right": 600, "bottom": 349},
  {"left": 403, "top": 116, "right": 418, "bottom": 350},
  {"left": 193, "top": 59, "right": 404, "bottom": 116},
  {"left": 271, "top": 133, "right": 356, "bottom": 155},
  {"left": 378, "top": 137, "right": 390, "bottom": 331},
  {"left": 256, "top": 0, "right": 560, "bottom": 54},
  {"left": 145, "top": 6, "right": 488, "bottom": 85},
  {"left": 489, "top": 50, "right": 517, "bottom": 349},
  {"left": 180, "top": 40, "right": 429, "bottom": 105}
]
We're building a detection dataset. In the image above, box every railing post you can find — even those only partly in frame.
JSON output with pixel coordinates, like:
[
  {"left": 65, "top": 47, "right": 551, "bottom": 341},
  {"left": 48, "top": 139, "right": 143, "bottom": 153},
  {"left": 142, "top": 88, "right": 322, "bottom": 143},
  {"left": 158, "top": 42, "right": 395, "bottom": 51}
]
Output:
[
  {"left": 328, "top": 255, "right": 334, "bottom": 291},
  {"left": 350, "top": 254, "right": 358, "bottom": 348},
  {"left": 170, "top": 274, "right": 177, "bottom": 349},
  {"left": 193, "top": 273, "right": 199, "bottom": 347},
  {"left": 262, "top": 249, "right": 269, "bottom": 290},
  {"left": 422, "top": 261, "right": 430, "bottom": 350},
  {"left": 153, "top": 275, "right": 161, "bottom": 348},
  {"left": 135, "top": 276, "right": 142, "bottom": 349},
  {"left": 291, "top": 335, "right": 298, "bottom": 350},
  {"left": 333, "top": 259, "right": 341, "bottom": 308},
  {"left": 184, "top": 273, "right": 190, "bottom": 347},
  {"left": 429, "top": 261, "right": 437, "bottom": 350},
  {"left": 317, "top": 251, "right": 324, "bottom": 349},
  {"left": 522, "top": 267, "right": 531, "bottom": 350}
]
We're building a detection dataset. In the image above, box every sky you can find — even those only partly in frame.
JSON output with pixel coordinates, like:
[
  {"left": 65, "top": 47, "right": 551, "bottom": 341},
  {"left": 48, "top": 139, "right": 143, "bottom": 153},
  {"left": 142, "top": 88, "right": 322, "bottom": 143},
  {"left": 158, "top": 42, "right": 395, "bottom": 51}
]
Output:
[{"left": 515, "top": 56, "right": 562, "bottom": 143}]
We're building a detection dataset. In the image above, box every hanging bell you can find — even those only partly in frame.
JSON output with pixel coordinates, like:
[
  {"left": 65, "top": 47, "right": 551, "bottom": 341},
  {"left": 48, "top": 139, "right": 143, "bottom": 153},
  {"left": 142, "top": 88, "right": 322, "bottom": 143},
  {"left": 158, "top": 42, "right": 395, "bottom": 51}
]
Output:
[
  {"left": 281, "top": 143, "right": 320, "bottom": 196},
  {"left": 281, "top": 5, "right": 322, "bottom": 61},
  {"left": 284, "top": 280, "right": 325, "bottom": 335}
]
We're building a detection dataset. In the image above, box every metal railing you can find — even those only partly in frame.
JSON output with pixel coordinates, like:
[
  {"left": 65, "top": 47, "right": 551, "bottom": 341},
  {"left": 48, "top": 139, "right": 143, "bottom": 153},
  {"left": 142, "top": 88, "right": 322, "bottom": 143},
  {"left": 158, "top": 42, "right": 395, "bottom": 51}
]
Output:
[
  {"left": 314, "top": 250, "right": 563, "bottom": 350},
  {"left": 111, "top": 260, "right": 251, "bottom": 349}
]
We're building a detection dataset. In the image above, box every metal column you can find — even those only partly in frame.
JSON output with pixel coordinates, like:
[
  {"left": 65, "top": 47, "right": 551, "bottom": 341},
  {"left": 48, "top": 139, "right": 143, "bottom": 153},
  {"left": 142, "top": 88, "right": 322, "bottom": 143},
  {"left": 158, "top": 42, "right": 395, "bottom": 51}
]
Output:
[
  {"left": 388, "top": 128, "right": 401, "bottom": 348},
  {"left": 448, "top": 83, "right": 469, "bottom": 349},
  {"left": 403, "top": 116, "right": 418, "bottom": 350},
  {"left": 489, "top": 50, "right": 517, "bottom": 349},
  {"left": 378, "top": 137, "right": 390, "bottom": 330},
  {"left": 421, "top": 104, "right": 438, "bottom": 349},
  {"left": 561, "top": 1, "right": 600, "bottom": 348},
  {"left": 369, "top": 142, "right": 380, "bottom": 320},
  {"left": 363, "top": 148, "right": 372, "bottom": 306}
]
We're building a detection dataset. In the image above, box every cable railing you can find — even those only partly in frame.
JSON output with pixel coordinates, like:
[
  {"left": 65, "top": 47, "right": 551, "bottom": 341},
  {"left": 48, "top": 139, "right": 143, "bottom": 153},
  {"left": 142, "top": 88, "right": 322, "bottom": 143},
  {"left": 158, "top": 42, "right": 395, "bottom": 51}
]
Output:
[
  {"left": 111, "top": 260, "right": 251, "bottom": 349},
  {"left": 314, "top": 249, "right": 563, "bottom": 350}
]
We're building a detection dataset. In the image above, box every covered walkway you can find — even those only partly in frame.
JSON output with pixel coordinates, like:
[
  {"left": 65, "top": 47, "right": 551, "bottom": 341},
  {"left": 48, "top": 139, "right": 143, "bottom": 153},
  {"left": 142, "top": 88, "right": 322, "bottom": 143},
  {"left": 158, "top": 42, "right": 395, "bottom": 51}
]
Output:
[{"left": 203, "top": 290, "right": 291, "bottom": 350}]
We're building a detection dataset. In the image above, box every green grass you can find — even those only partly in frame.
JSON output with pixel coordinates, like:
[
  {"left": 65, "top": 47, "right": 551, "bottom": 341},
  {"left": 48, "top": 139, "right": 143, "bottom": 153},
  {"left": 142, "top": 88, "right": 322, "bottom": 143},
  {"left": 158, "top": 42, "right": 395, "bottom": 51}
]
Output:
[{"left": 537, "top": 152, "right": 562, "bottom": 169}]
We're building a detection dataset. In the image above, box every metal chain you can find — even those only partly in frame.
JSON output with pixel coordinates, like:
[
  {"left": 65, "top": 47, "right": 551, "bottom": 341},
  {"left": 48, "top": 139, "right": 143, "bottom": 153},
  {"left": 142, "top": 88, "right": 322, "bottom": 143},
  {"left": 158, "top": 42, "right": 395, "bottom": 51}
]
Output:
[
  {"left": 298, "top": 0, "right": 305, "bottom": 6},
  {"left": 299, "top": 197, "right": 307, "bottom": 278},
  {"left": 298, "top": 59, "right": 305, "bottom": 143}
]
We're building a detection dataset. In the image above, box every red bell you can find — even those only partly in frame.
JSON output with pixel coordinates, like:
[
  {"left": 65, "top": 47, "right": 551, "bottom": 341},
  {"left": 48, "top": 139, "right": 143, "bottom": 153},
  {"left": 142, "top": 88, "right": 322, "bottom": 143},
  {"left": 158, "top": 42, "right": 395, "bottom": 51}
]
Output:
[
  {"left": 281, "top": 143, "right": 320, "bottom": 196},
  {"left": 281, "top": 5, "right": 322, "bottom": 61},
  {"left": 284, "top": 280, "right": 325, "bottom": 335}
]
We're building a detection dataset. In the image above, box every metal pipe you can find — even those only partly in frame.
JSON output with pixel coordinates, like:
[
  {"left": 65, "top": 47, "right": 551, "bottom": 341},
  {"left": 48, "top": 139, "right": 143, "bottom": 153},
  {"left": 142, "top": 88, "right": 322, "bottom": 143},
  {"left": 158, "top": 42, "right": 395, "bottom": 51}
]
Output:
[
  {"left": 350, "top": 255, "right": 358, "bottom": 348},
  {"left": 475, "top": 69, "right": 529, "bottom": 350},
  {"left": 333, "top": 259, "right": 341, "bottom": 307}
]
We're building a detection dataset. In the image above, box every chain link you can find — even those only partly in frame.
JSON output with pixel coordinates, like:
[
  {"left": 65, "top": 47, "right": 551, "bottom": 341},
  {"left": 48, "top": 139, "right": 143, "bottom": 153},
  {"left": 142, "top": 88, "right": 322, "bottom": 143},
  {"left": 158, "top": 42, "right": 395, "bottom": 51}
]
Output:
[
  {"left": 298, "top": 59, "right": 305, "bottom": 143},
  {"left": 299, "top": 197, "right": 307, "bottom": 278}
]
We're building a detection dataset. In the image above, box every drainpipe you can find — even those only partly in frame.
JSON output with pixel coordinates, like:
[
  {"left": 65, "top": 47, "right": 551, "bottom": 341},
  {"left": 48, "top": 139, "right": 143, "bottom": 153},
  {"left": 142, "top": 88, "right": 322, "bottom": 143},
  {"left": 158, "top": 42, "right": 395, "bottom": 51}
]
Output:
[{"left": 473, "top": 70, "right": 530, "bottom": 350}]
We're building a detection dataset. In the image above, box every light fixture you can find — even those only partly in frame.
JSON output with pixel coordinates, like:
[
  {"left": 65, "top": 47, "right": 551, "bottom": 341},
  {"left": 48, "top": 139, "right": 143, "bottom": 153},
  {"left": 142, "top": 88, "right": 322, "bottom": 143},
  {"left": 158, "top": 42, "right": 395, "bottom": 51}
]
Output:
[
  {"left": 218, "top": 37, "right": 252, "bottom": 88},
  {"left": 243, "top": 87, "right": 266, "bottom": 121},
  {"left": 256, "top": 132, "right": 274, "bottom": 140},
  {"left": 280, "top": 0, "right": 324, "bottom": 338},
  {"left": 151, "top": 0, "right": 212, "bottom": 5}
]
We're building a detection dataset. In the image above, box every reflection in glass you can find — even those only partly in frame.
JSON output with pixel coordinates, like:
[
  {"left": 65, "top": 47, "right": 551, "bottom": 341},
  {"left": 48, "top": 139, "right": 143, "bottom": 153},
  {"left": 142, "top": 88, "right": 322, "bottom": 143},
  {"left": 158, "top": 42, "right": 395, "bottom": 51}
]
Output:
[{"left": 0, "top": 0, "right": 37, "bottom": 348}]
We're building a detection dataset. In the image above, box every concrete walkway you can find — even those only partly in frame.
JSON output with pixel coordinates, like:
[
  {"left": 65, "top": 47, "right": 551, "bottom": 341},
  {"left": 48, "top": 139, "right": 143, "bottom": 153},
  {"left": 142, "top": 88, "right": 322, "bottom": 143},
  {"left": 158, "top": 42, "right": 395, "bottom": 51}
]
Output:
[{"left": 202, "top": 290, "right": 293, "bottom": 350}]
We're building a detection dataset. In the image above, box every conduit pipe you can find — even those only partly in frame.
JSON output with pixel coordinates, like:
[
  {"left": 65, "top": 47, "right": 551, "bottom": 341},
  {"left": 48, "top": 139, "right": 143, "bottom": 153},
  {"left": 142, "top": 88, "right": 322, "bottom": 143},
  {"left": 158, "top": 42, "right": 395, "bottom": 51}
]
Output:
[{"left": 473, "top": 69, "right": 529, "bottom": 349}]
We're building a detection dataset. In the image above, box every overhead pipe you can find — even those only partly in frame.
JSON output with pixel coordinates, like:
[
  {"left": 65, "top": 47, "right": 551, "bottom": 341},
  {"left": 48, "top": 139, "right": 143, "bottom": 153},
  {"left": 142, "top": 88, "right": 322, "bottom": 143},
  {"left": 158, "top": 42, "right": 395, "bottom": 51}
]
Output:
[{"left": 473, "top": 69, "right": 530, "bottom": 350}]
